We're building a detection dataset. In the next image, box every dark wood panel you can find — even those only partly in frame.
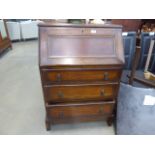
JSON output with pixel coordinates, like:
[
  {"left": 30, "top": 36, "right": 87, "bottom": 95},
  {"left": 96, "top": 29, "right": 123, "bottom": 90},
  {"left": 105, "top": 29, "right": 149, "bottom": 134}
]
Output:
[
  {"left": 112, "top": 19, "right": 141, "bottom": 32},
  {"left": 47, "top": 36, "right": 115, "bottom": 57},
  {"left": 39, "top": 25, "right": 124, "bottom": 66},
  {"left": 0, "top": 20, "right": 12, "bottom": 54},
  {"left": 0, "top": 38, "right": 11, "bottom": 54}
]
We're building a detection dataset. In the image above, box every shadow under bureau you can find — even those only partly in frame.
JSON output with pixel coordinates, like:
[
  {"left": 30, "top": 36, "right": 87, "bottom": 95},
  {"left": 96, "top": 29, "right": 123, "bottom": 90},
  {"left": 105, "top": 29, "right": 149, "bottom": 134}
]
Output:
[{"left": 38, "top": 23, "right": 125, "bottom": 130}]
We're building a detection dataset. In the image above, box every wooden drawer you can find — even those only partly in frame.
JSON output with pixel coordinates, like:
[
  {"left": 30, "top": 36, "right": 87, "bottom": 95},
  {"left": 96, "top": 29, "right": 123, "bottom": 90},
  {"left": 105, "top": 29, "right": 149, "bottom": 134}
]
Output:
[
  {"left": 44, "top": 84, "right": 117, "bottom": 102},
  {"left": 42, "top": 69, "right": 121, "bottom": 84},
  {"left": 48, "top": 102, "right": 114, "bottom": 119}
]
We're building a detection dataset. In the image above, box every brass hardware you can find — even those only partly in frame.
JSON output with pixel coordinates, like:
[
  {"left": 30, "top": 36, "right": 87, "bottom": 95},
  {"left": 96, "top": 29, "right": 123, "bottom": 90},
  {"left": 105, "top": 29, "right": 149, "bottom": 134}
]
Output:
[
  {"left": 100, "top": 89, "right": 104, "bottom": 96},
  {"left": 56, "top": 73, "right": 61, "bottom": 82},
  {"left": 99, "top": 107, "right": 103, "bottom": 113},
  {"left": 104, "top": 72, "right": 109, "bottom": 80},
  {"left": 58, "top": 91, "right": 64, "bottom": 98}
]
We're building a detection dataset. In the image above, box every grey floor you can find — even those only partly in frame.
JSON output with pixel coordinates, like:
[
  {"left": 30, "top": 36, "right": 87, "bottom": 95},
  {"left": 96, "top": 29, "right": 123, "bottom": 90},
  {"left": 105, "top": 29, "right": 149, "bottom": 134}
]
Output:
[
  {"left": 0, "top": 40, "right": 116, "bottom": 135},
  {"left": 0, "top": 40, "right": 146, "bottom": 135}
]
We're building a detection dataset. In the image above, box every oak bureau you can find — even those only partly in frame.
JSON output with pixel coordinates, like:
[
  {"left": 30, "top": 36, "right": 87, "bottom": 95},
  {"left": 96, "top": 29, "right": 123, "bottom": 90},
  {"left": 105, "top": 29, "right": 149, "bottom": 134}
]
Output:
[{"left": 38, "top": 23, "right": 125, "bottom": 130}]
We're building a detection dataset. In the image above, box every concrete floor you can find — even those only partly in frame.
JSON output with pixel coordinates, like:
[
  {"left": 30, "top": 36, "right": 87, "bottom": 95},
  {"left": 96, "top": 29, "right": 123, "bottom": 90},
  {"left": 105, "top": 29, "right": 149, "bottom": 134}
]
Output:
[{"left": 0, "top": 40, "right": 115, "bottom": 135}]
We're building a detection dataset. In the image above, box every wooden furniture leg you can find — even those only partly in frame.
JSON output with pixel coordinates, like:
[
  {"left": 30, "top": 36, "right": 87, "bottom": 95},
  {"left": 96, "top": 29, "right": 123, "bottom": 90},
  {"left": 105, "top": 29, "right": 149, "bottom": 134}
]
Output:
[
  {"left": 45, "top": 114, "right": 51, "bottom": 131},
  {"left": 106, "top": 116, "right": 113, "bottom": 126},
  {"left": 106, "top": 99, "right": 117, "bottom": 126}
]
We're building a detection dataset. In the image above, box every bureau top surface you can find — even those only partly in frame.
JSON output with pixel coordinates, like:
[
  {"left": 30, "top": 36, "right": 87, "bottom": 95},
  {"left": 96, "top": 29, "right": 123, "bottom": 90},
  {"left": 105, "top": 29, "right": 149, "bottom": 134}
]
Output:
[
  {"left": 39, "top": 23, "right": 125, "bottom": 67},
  {"left": 38, "top": 23, "right": 123, "bottom": 28}
]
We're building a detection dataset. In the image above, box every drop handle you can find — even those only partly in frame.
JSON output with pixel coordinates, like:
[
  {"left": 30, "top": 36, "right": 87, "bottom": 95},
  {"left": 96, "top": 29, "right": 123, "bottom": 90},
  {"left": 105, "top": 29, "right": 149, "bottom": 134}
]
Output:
[
  {"left": 58, "top": 91, "right": 64, "bottom": 98},
  {"left": 100, "top": 89, "right": 105, "bottom": 96},
  {"left": 103, "top": 72, "right": 109, "bottom": 80},
  {"left": 99, "top": 107, "right": 103, "bottom": 114},
  {"left": 56, "top": 73, "right": 61, "bottom": 82}
]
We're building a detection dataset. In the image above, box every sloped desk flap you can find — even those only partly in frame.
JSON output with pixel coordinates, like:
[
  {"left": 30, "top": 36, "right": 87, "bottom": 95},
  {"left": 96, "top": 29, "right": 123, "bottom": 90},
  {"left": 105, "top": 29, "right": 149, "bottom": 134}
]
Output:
[{"left": 39, "top": 24, "right": 125, "bottom": 66}]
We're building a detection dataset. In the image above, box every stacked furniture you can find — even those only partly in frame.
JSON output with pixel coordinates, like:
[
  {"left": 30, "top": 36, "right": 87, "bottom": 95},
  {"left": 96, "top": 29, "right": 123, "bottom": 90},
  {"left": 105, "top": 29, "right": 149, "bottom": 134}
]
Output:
[
  {"left": 0, "top": 20, "right": 12, "bottom": 54},
  {"left": 39, "top": 23, "right": 125, "bottom": 130}
]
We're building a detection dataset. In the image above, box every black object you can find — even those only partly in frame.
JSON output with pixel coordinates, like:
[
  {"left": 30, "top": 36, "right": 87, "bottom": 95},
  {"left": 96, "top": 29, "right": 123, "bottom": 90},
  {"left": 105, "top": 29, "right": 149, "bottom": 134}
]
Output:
[{"left": 123, "top": 32, "right": 136, "bottom": 69}]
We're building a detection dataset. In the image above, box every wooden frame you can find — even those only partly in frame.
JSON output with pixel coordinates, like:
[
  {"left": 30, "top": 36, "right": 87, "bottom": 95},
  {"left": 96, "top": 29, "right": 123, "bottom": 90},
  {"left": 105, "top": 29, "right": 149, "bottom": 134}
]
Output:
[
  {"left": 128, "top": 39, "right": 155, "bottom": 87},
  {"left": 0, "top": 19, "right": 12, "bottom": 54},
  {"left": 144, "top": 39, "right": 155, "bottom": 81}
]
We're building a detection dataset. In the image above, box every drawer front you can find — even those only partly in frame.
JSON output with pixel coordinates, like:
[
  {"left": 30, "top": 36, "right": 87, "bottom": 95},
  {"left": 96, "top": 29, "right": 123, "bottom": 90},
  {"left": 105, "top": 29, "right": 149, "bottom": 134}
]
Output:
[
  {"left": 42, "top": 69, "right": 121, "bottom": 84},
  {"left": 48, "top": 103, "right": 114, "bottom": 119},
  {"left": 44, "top": 84, "right": 117, "bottom": 102}
]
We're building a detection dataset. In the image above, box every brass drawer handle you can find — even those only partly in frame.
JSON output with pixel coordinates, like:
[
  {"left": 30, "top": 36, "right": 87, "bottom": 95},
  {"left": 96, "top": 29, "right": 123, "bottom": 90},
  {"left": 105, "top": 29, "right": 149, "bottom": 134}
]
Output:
[
  {"left": 99, "top": 107, "right": 103, "bottom": 113},
  {"left": 58, "top": 91, "right": 64, "bottom": 98},
  {"left": 100, "top": 89, "right": 104, "bottom": 96},
  {"left": 103, "top": 72, "right": 109, "bottom": 80},
  {"left": 56, "top": 73, "right": 61, "bottom": 82}
]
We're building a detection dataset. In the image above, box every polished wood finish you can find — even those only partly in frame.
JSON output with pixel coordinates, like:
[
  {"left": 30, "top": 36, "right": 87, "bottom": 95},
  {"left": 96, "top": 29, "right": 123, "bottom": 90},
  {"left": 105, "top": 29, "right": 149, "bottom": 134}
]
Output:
[
  {"left": 0, "top": 20, "right": 12, "bottom": 55},
  {"left": 49, "top": 102, "right": 114, "bottom": 119},
  {"left": 39, "top": 23, "right": 124, "bottom": 66},
  {"left": 44, "top": 83, "right": 118, "bottom": 102},
  {"left": 45, "top": 101, "right": 115, "bottom": 129},
  {"left": 39, "top": 23, "right": 124, "bottom": 130},
  {"left": 42, "top": 69, "right": 121, "bottom": 84}
]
